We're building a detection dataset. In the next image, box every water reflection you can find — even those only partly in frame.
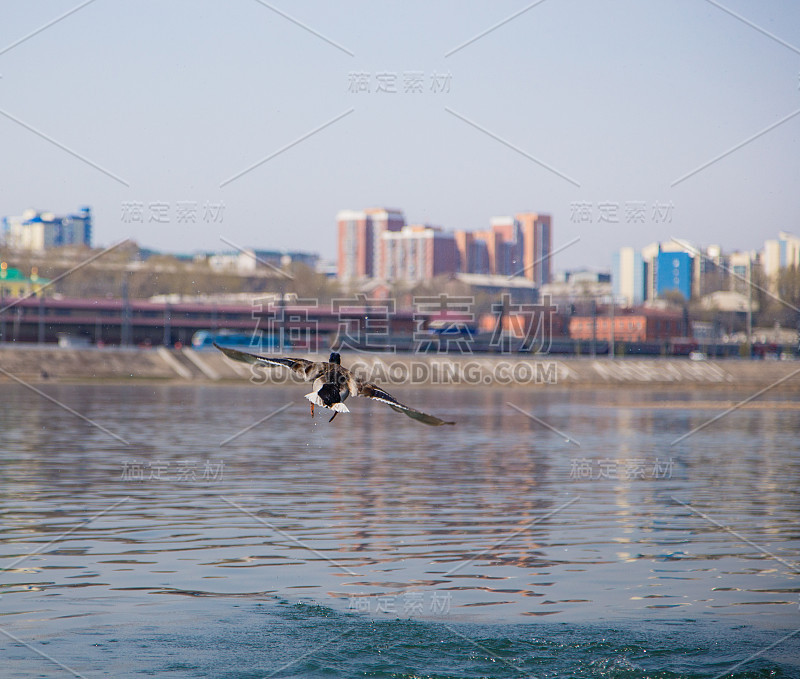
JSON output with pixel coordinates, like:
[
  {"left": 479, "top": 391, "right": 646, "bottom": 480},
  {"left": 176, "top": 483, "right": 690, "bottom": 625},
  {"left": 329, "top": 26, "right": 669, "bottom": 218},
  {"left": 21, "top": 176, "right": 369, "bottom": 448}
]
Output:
[{"left": 1, "top": 382, "right": 798, "bottom": 623}]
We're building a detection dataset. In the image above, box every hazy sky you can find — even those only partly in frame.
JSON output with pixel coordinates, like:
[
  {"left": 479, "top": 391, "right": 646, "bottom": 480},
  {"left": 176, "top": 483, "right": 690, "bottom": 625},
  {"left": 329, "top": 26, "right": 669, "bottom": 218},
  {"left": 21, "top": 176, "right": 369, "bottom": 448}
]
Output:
[{"left": 1, "top": 0, "right": 798, "bottom": 272}]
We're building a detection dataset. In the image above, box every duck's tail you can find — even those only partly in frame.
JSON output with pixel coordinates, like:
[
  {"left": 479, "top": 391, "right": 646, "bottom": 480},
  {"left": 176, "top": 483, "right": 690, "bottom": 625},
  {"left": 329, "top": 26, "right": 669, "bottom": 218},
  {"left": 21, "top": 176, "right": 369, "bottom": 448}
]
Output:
[{"left": 304, "top": 392, "right": 349, "bottom": 413}]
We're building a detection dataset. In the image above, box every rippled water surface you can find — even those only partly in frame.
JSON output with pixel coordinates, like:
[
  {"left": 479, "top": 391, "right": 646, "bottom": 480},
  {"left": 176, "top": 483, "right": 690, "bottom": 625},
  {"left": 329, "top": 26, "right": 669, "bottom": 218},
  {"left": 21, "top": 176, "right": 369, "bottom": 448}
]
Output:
[{"left": 1, "top": 382, "right": 799, "bottom": 677}]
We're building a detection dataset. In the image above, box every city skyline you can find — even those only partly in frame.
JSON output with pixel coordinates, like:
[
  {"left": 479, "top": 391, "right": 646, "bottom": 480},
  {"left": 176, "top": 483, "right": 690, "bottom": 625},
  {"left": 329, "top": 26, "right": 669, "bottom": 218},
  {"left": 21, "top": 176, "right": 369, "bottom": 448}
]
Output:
[
  {"left": 4, "top": 200, "right": 799, "bottom": 299},
  {"left": 0, "top": 1, "right": 797, "bottom": 274}
]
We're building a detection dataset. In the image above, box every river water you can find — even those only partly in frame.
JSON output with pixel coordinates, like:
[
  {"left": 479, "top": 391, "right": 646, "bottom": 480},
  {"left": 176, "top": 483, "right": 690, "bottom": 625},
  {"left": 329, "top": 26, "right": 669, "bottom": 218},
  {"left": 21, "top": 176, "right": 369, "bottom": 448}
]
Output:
[{"left": 1, "top": 382, "right": 798, "bottom": 677}]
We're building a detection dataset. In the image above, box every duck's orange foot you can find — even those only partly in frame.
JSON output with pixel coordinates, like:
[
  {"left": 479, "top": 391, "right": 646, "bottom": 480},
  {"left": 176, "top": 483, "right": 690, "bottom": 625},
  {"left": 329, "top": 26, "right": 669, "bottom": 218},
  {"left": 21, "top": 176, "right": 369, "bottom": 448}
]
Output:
[{"left": 310, "top": 402, "right": 314, "bottom": 417}]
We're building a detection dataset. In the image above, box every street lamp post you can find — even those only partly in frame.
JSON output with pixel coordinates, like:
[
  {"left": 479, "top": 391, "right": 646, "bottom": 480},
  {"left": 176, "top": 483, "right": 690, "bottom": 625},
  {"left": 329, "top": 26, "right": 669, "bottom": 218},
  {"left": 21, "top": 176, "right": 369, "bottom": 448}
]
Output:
[
  {"left": 609, "top": 294, "right": 615, "bottom": 359},
  {"left": 744, "top": 261, "right": 753, "bottom": 359},
  {"left": 0, "top": 288, "right": 5, "bottom": 343}
]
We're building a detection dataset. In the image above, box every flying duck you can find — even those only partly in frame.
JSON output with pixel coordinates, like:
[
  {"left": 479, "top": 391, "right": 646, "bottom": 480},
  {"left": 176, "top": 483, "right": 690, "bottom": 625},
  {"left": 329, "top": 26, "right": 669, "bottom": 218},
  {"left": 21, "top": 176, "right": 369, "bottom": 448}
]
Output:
[{"left": 214, "top": 343, "right": 455, "bottom": 426}]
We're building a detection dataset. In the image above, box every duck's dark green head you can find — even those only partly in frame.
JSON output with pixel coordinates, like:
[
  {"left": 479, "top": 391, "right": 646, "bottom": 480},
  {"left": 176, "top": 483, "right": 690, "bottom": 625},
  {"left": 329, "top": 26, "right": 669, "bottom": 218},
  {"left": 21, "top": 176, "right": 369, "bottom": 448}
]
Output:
[{"left": 329, "top": 352, "right": 341, "bottom": 365}]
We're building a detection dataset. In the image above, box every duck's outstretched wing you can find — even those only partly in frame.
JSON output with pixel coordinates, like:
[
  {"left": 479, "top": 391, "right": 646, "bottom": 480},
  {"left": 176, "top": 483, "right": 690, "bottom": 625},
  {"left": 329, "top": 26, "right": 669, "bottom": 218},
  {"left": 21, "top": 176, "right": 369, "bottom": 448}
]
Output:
[
  {"left": 213, "top": 343, "right": 319, "bottom": 380},
  {"left": 356, "top": 381, "right": 455, "bottom": 426}
]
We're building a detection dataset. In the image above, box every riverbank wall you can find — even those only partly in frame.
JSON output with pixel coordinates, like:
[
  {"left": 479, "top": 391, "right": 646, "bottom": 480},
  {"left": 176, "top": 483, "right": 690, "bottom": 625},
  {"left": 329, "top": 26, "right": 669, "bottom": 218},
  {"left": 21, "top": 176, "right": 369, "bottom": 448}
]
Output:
[{"left": 1, "top": 344, "right": 799, "bottom": 390}]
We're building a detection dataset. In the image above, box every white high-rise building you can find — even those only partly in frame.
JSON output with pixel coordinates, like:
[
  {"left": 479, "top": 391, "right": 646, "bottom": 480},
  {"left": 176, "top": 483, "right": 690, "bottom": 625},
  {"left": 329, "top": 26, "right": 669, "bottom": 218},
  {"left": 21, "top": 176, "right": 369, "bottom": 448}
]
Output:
[
  {"left": 612, "top": 246, "right": 644, "bottom": 307},
  {"left": 382, "top": 225, "right": 458, "bottom": 281},
  {"left": 763, "top": 231, "right": 800, "bottom": 289}
]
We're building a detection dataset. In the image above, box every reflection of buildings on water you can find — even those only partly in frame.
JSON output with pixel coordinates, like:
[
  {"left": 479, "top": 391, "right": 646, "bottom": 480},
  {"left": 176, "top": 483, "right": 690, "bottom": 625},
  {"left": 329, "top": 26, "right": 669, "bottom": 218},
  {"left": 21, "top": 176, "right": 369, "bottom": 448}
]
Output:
[{"left": 322, "top": 388, "right": 557, "bottom": 563}]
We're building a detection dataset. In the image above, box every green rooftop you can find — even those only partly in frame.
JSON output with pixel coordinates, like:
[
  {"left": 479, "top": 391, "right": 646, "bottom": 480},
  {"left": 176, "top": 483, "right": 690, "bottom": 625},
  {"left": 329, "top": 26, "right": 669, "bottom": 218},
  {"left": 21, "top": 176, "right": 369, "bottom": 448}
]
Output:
[
  {"left": 0, "top": 267, "right": 29, "bottom": 281},
  {"left": 0, "top": 266, "right": 51, "bottom": 284}
]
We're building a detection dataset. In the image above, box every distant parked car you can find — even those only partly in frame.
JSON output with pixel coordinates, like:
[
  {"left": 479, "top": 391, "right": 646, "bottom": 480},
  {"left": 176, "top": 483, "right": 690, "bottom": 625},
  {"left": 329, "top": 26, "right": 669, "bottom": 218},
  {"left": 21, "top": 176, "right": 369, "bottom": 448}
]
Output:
[{"left": 56, "top": 333, "right": 91, "bottom": 348}]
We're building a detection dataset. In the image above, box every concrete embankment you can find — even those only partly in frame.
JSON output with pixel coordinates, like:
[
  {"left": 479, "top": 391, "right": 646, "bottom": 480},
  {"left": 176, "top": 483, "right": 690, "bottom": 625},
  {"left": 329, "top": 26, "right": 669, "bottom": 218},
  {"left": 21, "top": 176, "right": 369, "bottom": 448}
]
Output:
[{"left": 1, "top": 344, "right": 799, "bottom": 390}]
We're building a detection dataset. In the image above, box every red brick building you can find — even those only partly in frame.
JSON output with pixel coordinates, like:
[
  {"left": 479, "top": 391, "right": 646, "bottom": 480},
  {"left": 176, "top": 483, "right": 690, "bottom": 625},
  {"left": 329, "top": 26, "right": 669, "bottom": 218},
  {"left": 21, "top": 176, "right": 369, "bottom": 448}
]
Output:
[
  {"left": 569, "top": 309, "right": 683, "bottom": 342},
  {"left": 339, "top": 208, "right": 552, "bottom": 283},
  {"left": 517, "top": 212, "right": 552, "bottom": 287},
  {"left": 479, "top": 311, "right": 564, "bottom": 338}
]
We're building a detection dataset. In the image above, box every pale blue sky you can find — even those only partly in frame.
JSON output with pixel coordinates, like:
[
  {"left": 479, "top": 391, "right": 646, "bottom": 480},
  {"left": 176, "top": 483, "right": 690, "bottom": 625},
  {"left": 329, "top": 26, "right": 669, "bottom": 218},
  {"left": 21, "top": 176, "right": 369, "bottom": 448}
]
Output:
[{"left": 1, "top": 0, "right": 798, "bottom": 271}]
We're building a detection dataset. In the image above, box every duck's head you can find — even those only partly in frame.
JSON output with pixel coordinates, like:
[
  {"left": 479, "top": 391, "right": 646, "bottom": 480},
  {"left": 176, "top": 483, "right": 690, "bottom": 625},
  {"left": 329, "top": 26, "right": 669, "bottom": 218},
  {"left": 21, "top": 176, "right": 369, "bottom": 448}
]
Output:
[{"left": 328, "top": 351, "right": 341, "bottom": 365}]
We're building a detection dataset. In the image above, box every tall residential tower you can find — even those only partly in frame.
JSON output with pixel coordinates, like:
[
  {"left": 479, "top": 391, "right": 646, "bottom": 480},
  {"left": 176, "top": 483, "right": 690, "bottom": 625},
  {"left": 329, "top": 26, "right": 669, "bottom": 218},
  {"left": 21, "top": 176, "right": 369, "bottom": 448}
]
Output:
[{"left": 337, "top": 208, "right": 404, "bottom": 280}]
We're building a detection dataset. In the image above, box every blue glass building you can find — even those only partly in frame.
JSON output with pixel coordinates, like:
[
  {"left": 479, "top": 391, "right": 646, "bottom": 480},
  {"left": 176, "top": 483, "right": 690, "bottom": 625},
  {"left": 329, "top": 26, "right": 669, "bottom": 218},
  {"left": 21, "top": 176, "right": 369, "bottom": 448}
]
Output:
[{"left": 656, "top": 251, "right": 692, "bottom": 301}]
